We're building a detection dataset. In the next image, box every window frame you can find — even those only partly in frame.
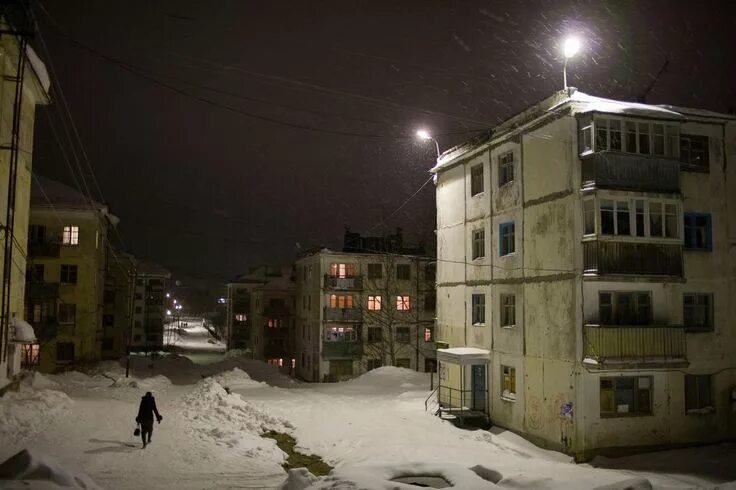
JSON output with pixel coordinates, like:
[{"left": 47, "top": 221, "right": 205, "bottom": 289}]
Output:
[
  {"left": 367, "top": 295, "right": 382, "bottom": 311},
  {"left": 395, "top": 327, "right": 411, "bottom": 343},
  {"left": 62, "top": 225, "right": 79, "bottom": 246},
  {"left": 598, "top": 291, "right": 652, "bottom": 326},
  {"left": 367, "top": 263, "right": 383, "bottom": 280},
  {"left": 600, "top": 376, "right": 653, "bottom": 417},
  {"left": 500, "top": 294, "right": 516, "bottom": 327},
  {"left": 683, "top": 212, "right": 713, "bottom": 251},
  {"left": 685, "top": 374, "right": 713, "bottom": 413},
  {"left": 584, "top": 116, "right": 680, "bottom": 158},
  {"left": 367, "top": 326, "right": 382, "bottom": 343},
  {"left": 324, "top": 326, "right": 357, "bottom": 342},
  {"left": 328, "top": 263, "right": 356, "bottom": 278},
  {"left": 499, "top": 222, "right": 515, "bottom": 256},
  {"left": 396, "top": 264, "right": 411, "bottom": 280},
  {"left": 472, "top": 228, "right": 485, "bottom": 260},
  {"left": 680, "top": 134, "right": 709, "bottom": 172},
  {"left": 498, "top": 151, "right": 514, "bottom": 187},
  {"left": 396, "top": 295, "right": 411, "bottom": 311},
  {"left": 470, "top": 164, "right": 484, "bottom": 196},
  {"left": 471, "top": 293, "right": 485, "bottom": 325},
  {"left": 589, "top": 196, "right": 680, "bottom": 240},
  {"left": 424, "top": 327, "right": 434, "bottom": 342},
  {"left": 501, "top": 365, "right": 516, "bottom": 401},
  {"left": 60, "top": 264, "right": 78, "bottom": 284},
  {"left": 683, "top": 293, "right": 713, "bottom": 332},
  {"left": 329, "top": 294, "right": 355, "bottom": 309}
]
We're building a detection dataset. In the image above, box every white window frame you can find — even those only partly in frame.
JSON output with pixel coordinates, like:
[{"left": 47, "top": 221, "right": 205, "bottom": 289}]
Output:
[
  {"left": 472, "top": 228, "right": 485, "bottom": 260},
  {"left": 62, "top": 225, "right": 79, "bottom": 246},
  {"left": 367, "top": 295, "right": 382, "bottom": 311},
  {"left": 589, "top": 195, "right": 680, "bottom": 240},
  {"left": 588, "top": 116, "right": 680, "bottom": 158}
]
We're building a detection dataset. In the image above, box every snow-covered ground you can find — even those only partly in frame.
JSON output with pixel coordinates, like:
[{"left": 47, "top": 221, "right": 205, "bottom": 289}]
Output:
[{"left": 1, "top": 326, "right": 734, "bottom": 490}]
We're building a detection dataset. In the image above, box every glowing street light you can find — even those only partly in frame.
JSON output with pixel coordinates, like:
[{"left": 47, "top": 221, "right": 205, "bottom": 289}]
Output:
[
  {"left": 562, "top": 36, "right": 581, "bottom": 90},
  {"left": 166, "top": 309, "right": 172, "bottom": 316},
  {"left": 416, "top": 129, "right": 440, "bottom": 160}
]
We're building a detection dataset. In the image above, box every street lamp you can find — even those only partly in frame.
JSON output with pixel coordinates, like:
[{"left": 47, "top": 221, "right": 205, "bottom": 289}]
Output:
[
  {"left": 416, "top": 129, "right": 440, "bottom": 160},
  {"left": 562, "top": 36, "right": 581, "bottom": 90}
]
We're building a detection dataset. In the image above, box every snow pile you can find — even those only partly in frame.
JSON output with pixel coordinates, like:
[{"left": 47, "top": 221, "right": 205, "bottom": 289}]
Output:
[
  {"left": 21, "top": 372, "right": 59, "bottom": 390},
  {"left": 0, "top": 388, "right": 72, "bottom": 445},
  {"left": 211, "top": 368, "right": 264, "bottom": 390},
  {"left": 224, "top": 348, "right": 253, "bottom": 359},
  {"left": 178, "top": 377, "right": 291, "bottom": 459},
  {"left": 345, "top": 366, "right": 428, "bottom": 392},
  {"left": 279, "top": 468, "right": 320, "bottom": 490},
  {"left": 12, "top": 317, "right": 36, "bottom": 343},
  {"left": 0, "top": 449, "right": 100, "bottom": 489}
]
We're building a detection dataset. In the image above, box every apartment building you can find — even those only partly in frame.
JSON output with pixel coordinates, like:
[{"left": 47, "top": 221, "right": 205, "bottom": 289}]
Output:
[
  {"left": 101, "top": 249, "right": 135, "bottom": 360},
  {"left": 129, "top": 261, "right": 170, "bottom": 352},
  {"left": 0, "top": 22, "right": 50, "bottom": 388},
  {"left": 25, "top": 176, "right": 118, "bottom": 372},
  {"left": 432, "top": 89, "right": 736, "bottom": 459},
  {"left": 294, "top": 229, "right": 436, "bottom": 382}
]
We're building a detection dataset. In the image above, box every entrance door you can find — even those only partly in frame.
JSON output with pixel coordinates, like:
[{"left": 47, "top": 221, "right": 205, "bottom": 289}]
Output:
[{"left": 471, "top": 364, "right": 487, "bottom": 412}]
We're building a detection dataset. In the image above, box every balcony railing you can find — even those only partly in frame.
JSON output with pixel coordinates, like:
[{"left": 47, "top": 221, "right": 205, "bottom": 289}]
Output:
[
  {"left": 584, "top": 324, "right": 687, "bottom": 368},
  {"left": 323, "top": 307, "right": 362, "bottom": 322},
  {"left": 322, "top": 341, "right": 362, "bottom": 359},
  {"left": 581, "top": 152, "right": 680, "bottom": 193},
  {"left": 583, "top": 241, "right": 682, "bottom": 276},
  {"left": 323, "top": 275, "right": 363, "bottom": 290},
  {"left": 28, "top": 241, "right": 61, "bottom": 258},
  {"left": 26, "top": 281, "right": 60, "bottom": 299}
]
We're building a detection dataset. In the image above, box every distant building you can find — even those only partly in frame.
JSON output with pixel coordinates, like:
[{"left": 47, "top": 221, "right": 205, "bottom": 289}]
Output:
[
  {"left": 225, "top": 266, "right": 295, "bottom": 368},
  {"left": 102, "top": 249, "right": 135, "bottom": 360},
  {"left": 130, "top": 261, "right": 171, "bottom": 352},
  {"left": 25, "top": 176, "right": 118, "bottom": 372},
  {"left": 294, "top": 228, "right": 436, "bottom": 382},
  {"left": 432, "top": 89, "right": 736, "bottom": 458},
  {"left": 0, "top": 21, "right": 51, "bottom": 389}
]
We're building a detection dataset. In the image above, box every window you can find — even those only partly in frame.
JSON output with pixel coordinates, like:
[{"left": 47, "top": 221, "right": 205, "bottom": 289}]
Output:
[
  {"left": 367, "top": 327, "right": 382, "bottom": 342},
  {"left": 425, "top": 263, "right": 436, "bottom": 282},
  {"left": 680, "top": 134, "right": 709, "bottom": 170},
  {"left": 395, "top": 358, "right": 411, "bottom": 368},
  {"left": 102, "top": 314, "right": 114, "bottom": 327},
  {"left": 26, "top": 264, "right": 44, "bottom": 283},
  {"left": 685, "top": 375, "right": 713, "bottom": 412},
  {"left": 329, "top": 263, "right": 355, "bottom": 278},
  {"left": 592, "top": 117, "right": 679, "bottom": 157},
  {"left": 56, "top": 342, "right": 75, "bottom": 363},
  {"left": 329, "top": 294, "right": 354, "bottom": 309},
  {"left": 58, "top": 303, "right": 76, "bottom": 325},
  {"left": 500, "top": 294, "right": 516, "bottom": 327},
  {"left": 325, "top": 326, "right": 357, "bottom": 342},
  {"left": 684, "top": 293, "right": 713, "bottom": 331},
  {"left": 501, "top": 366, "right": 516, "bottom": 400},
  {"left": 235, "top": 314, "right": 247, "bottom": 322},
  {"left": 583, "top": 199, "right": 595, "bottom": 235},
  {"left": 599, "top": 292, "right": 651, "bottom": 325},
  {"left": 135, "top": 306, "right": 142, "bottom": 314},
  {"left": 103, "top": 289, "right": 115, "bottom": 304},
  {"left": 102, "top": 338, "right": 114, "bottom": 351},
  {"left": 396, "top": 264, "right": 411, "bottom": 280},
  {"left": 425, "top": 358, "right": 437, "bottom": 373},
  {"left": 472, "top": 229, "right": 485, "bottom": 260},
  {"left": 134, "top": 334, "right": 141, "bottom": 341},
  {"left": 684, "top": 213, "right": 712, "bottom": 251},
  {"left": 600, "top": 200, "right": 630, "bottom": 236},
  {"left": 367, "top": 358, "right": 383, "bottom": 371},
  {"left": 62, "top": 226, "right": 79, "bottom": 245},
  {"left": 424, "top": 293, "right": 436, "bottom": 311},
  {"left": 580, "top": 118, "right": 593, "bottom": 153},
  {"left": 367, "top": 263, "right": 382, "bottom": 279},
  {"left": 60, "top": 265, "right": 78, "bottom": 284},
  {"left": 134, "top": 293, "right": 142, "bottom": 300},
  {"left": 499, "top": 222, "right": 515, "bottom": 256},
  {"left": 424, "top": 327, "right": 434, "bottom": 342},
  {"left": 21, "top": 344, "right": 40, "bottom": 367},
  {"left": 470, "top": 164, "right": 484, "bottom": 196},
  {"left": 367, "top": 295, "right": 382, "bottom": 311},
  {"left": 28, "top": 225, "right": 46, "bottom": 244},
  {"left": 396, "top": 327, "right": 410, "bottom": 343},
  {"left": 600, "top": 377, "right": 652, "bottom": 416},
  {"left": 471, "top": 294, "right": 485, "bottom": 325},
  {"left": 634, "top": 200, "right": 645, "bottom": 237},
  {"left": 267, "top": 319, "right": 281, "bottom": 328},
  {"left": 396, "top": 295, "right": 411, "bottom": 311},
  {"left": 499, "top": 151, "right": 514, "bottom": 186}
]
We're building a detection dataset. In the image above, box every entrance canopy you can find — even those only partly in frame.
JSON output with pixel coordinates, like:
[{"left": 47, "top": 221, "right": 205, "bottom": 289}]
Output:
[{"left": 436, "top": 347, "right": 490, "bottom": 366}]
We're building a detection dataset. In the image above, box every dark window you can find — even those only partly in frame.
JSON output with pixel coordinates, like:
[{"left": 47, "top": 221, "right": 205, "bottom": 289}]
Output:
[
  {"left": 134, "top": 293, "right": 142, "bottom": 300},
  {"left": 396, "top": 327, "right": 410, "bottom": 343},
  {"left": 367, "top": 358, "right": 383, "bottom": 371},
  {"left": 583, "top": 200, "right": 595, "bottom": 235},
  {"left": 472, "top": 229, "right": 485, "bottom": 260},
  {"left": 424, "top": 293, "right": 436, "bottom": 312},
  {"left": 685, "top": 375, "right": 713, "bottom": 412},
  {"left": 499, "top": 151, "right": 514, "bottom": 186},
  {"left": 60, "top": 265, "right": 78, "bottom": 284},
  {"left": 600, "top": 377, "right": 652, "bottom": 416},
  {"left": 424, "top": 358, "right": 437, "bottom": 373},
  {"left": 470, "top": 164, "right": 484, "bottom": 196},
  {"left": 56, "top": 342, "right": 75, "bottom": 362},
  {"left": 599, "top": 292, "right": 651, "bottom": 325},
  {"left": 501, "top": 294, "right": 516, "bottom": 327},
  {"left": 102, "top": 314, "right": 114, "bottom": 327},
  {"left": 134, "top": 334, "right": 141, "bottom": 341},
  {"left": 396, "top": 264, "right": 411, "bottom": 280},
  {"left": 135, "top": 306, "right": 142, "bottom": 314},
  {"left": 395, "top": 358, "right": 411, "bottom": 368},
  {"left": 102, "top": 338, "right": 114, "bottom": 350},
  {"left": 367, "top": 327, "right": 382, "bottom": 342},
  {"left": 58, "top": 303, "right": 76, "bottom": 324},
  {"left": 680, "top": 134, "right": 709, "bottom": 170},
  {"left": 499, "top": 222, "right": 515, "bottom": 256},
  {"left": 684, "top": 293, "right": 713, "bottom": 331},
  {"left": 28, "top": 225, "right": 46, "bottom": 244},
  {"left": 471, "top": 294, "right": 485, "bottom": 325},
  {"left": 684, "top": 213, "right": 712, "bottom": 251},
  {"left": 26, "top": 264, "right": 44, "bottom": 283},
  {"left": 367, "top": 263, "right": 382, "bottom": 279},
  {"left": 103, "top": 289, "right": 115, "bottom": 304},
  {"left": 425, "top": 263, "right": 436, "bottom": 282}
]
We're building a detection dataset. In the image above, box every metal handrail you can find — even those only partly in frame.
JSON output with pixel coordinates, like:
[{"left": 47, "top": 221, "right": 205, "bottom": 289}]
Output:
[{"left": 424, "top": 386, "right": 439, "bottom": 412}]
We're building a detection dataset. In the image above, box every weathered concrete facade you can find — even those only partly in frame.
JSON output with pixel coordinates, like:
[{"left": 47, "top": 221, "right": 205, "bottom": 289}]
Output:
[{"left": 434, "top": 89, "right": 736, "bottom": 458}]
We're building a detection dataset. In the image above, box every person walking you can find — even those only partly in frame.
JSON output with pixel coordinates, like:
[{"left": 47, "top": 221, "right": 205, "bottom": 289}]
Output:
[{"left": 135, "top": 391, "right": 163, "bottom": 448}]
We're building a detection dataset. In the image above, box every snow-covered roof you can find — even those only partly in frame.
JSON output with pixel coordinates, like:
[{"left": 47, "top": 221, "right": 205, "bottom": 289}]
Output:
[
  {"left": 549, "top": 90, "right": 685, "bottom": 119},
  {"left": 31, "top": 175, "right": 119, "bottom": 224},
  {"left": 25, "top": 45, "right": 51, "bottom": 94},
  {"left": 437, "top": 347, "right": 490, "bottom": 365}
]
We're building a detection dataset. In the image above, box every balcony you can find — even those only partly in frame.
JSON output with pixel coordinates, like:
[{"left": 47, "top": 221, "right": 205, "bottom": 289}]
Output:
[
  {"left": 263, "top": 305, "right": 290, "bottom": 318},
  {"left": 26, "top": 281, "right": 60, "bottom": 299},
  {"left": 324, "top": 275, "right": 363, "bottom": 290},
  {"left": 323, "top": 307, "right": 362, "bottom": 322},
  {"left": 583, "top": 241, "right": 682, "bottom": 277},
  {"left": 33, "top": 318, "right": 59, "bottom": 340},
  {"left": 584, "top": 324, "right": 687, "bottom": 369},
  {"left": 27, "top": 241, "right": 61, "bottom": 258},
  {"left": 322, "top": 341, "right": 362, "bottom": 359},
  {"left": 581, "top": 152, "right": 680, "bottom": 193}
]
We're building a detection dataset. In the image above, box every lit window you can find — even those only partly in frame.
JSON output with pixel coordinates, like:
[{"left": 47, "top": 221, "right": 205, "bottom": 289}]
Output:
[
  {"left": 424, "top": 327, "right": 434, "bottom": 342},
  {"left": 367, "top": 295, "right": 382, "bottom": 311},
  {"left": 324, "top": 326, "right": 357, "bottom": 342},
  {"left": 329, "top": 263, "right": 355, "bottom": 278},
  {"left": 21, "top": 343, "right": 40, "bottom": 367},
  {"left": 235, "top": 314, "right": 247, "bottom": 322},
  {"left": 396, "top": 295, "right": 411, "bottom": 311},
  {"left": 329, "top": 294, "right": 354, "bottom": 309},
  {"left": 62, "top": 226, "right": 79, "bottom": 246}
]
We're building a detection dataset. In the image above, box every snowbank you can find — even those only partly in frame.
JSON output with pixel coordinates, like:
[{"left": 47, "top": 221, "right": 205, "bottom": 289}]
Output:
[
  {"left": 344, "top": 366, "right": 429, "bottom": 392},
  {"left": 0, "top": 388, "right": 72, "bottom": 446},
  {"left": 0, "top": 449, "right": 100, "bottom": 489}
]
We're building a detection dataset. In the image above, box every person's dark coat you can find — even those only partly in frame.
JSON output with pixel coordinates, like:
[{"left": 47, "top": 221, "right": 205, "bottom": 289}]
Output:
[{"left": 136, "top": 392, "right": 162, "bottom": 425}]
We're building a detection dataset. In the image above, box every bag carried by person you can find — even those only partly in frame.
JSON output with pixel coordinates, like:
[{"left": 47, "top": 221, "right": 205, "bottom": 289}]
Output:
[{"left": 134, "top": 424, "right": 141, "bottom": 437}]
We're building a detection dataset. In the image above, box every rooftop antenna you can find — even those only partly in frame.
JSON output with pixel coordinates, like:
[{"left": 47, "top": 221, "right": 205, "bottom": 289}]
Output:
[{"left": 638, "top": 58, "right": 670, "bottom": 103}]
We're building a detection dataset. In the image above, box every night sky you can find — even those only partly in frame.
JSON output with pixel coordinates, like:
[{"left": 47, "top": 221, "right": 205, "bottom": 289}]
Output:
[{"left": 31, "top": 0, "right": 736, "bottom": 285}]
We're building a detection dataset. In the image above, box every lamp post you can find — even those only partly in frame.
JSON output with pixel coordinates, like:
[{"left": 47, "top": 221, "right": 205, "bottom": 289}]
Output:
[
  {"left": 416, "top": 129, "right": 440, "bottom": 160},
  {"left": 562, "top": 37, "right": 581, "bottom": 90}
]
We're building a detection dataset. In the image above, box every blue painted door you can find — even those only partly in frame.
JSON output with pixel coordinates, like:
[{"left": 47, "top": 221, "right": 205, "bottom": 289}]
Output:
[{"left": 471, "top": 364, "right": 487, "bottom": 411}]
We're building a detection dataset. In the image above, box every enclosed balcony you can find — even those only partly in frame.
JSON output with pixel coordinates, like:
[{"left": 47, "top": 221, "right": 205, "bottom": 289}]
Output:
[
  {"left": 583, "top": 241, "right": 682, "bottom": 277},
  {"left": 27, "top": 241, "right": 61, "bottom": 258},
  {"left": 323, "top": 307, "right": 362, "bottom": 322},
  {"left": 581, "top": 152, "right": 680, "bottom": 193},
  {"left": 324, "top": 274, "right": 363, "bottom": 290},
  {"left": 26, "top": 281, "right": 60, "bottom": 299},
  {"left": 583, "top": 324, "right": 687, "bottom": 369},
  {"left": 322, "top": 341, "right": 362, "bottom": 359}
]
